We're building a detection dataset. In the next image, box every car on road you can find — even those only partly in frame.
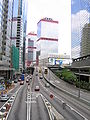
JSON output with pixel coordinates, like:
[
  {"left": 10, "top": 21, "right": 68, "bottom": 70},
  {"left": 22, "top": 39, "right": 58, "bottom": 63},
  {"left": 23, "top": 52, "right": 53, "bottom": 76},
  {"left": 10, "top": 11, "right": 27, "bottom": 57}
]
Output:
[
  {"left": 36, "top": 73, "right": 38, "bottom": 76},
  {"left": 35, "top": 86, "right": 40, "bottom": 91},
  {"left": 39, "top": 76, "right": 43, "bottom": 79},
  {"left": 26, "top": 79, "right": 29, "bottom": 83},
  {"left": 29, "top": 76, "right": 32, "bottom": 79},
  {"left": 44, "top": 68, "right": 48, "bottom": 74},
  {"left": 14, "top": 79, "right": 18, "bottom": 83},
  {"left": 18, "top": 78, "right": 21, "bottom": 82},
  {"left": 45, "top": 83, "right": 50, "bottom": 88},
  {"left": 20, "top": 81, "right": 24, "bottom": 85},
  {"left": 0, "top": 94, "right": 9, "bottom": 102}
]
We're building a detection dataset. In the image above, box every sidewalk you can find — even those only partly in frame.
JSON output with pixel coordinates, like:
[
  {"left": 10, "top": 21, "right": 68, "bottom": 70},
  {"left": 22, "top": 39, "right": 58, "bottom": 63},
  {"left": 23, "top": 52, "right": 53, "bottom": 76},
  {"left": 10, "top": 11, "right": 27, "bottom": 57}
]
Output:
[{"left": 0, "top": 83, "right": 15, "bottom": 95}]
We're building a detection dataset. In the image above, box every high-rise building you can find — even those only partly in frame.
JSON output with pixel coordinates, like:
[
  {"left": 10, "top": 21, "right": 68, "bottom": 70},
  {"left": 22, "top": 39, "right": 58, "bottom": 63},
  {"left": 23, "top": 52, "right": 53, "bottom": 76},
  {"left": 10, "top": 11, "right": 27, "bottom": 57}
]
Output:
[
  {"left": 11, "top": 45, "right": 19, "bottom": 70},
  {"left": 22, "top": 0, "right": 27, "bottom": 71},
  {"left": 12, "top": 0, "right": 27, "bottom": 72},
  {"left": 11, "top": 17, "right": 18, "bottom": 46},
  {"left": 37, "top": 17, "right": 58, "bottom": 59},
  {"left": 1, "top": 0, "right": 13, "bottom": 63},
  {"left": 71, "top": 0, "right": 90, "bottom": 82},
  {"left": 71, "top": 0, "right": 90, "bottom": 59},
  {"left": 0, "top": 0, "right": 3, "bottom": 59},
  {"left": 0, "top": 0, "right": 13, "bottom": 78},
  {"left": 25, "top": 32, "right": 37, "bottom": 68},
  {"left": 80, "top": 23, "right": 90, "bottom": 57}
]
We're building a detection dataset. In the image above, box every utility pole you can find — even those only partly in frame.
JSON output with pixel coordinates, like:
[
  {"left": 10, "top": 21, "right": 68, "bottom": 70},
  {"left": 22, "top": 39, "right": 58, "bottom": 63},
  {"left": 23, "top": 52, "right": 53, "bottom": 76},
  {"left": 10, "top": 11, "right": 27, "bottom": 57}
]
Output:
[
  {"left": 49, "top": 68, "right": 50, "bottom": 81},
  {"left": 78, "top": 68, "right": 80, "bottom": 98}
]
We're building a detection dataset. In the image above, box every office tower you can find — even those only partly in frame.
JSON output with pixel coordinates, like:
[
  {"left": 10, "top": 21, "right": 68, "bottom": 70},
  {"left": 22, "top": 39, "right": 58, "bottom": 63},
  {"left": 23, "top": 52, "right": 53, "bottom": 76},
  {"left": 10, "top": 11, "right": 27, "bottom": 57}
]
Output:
[
  {"left": 11, "top": 0, "right": 23, "bottom": 71},
  {"left": 22, "top": 0, "right": 27, "bottom": 71},
  {"left": 71, "top": 0, "right": 90, "bottom": 82},
  {"left": 80, "top": 23, "right": 90, "bottom": 56},
  {"left": 0, "top": 0, "right": 3, "bottom": 60},
  {"left": 25, "top": 32, "right": 37, "bottom": 67},
  {"left": 71, "top": 0, "right": 90, "bottom": 58},
  {"left": 12, "top": 0, "right": 27, "bottom": 72},
  {"left": 37, "top": 17, "right": 58, "bottom": 59}
]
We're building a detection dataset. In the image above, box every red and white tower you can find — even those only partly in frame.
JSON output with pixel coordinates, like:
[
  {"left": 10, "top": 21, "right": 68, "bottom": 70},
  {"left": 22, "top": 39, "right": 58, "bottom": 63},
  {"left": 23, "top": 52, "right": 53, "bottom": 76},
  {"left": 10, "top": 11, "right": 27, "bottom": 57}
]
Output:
[
  {"left": 25, "top": 32, "right": 37, "bottom": 67},
  {"left": 37, "top": 17, "right": 59, "bottom": 59}
]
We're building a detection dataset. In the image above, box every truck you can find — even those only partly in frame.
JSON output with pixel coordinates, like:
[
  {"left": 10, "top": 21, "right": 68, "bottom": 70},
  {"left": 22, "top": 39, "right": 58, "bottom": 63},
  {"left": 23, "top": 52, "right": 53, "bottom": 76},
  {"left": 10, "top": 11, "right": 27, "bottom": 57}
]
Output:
[{"left": 20, "top": 74, "right": 24, "bottom": 81}]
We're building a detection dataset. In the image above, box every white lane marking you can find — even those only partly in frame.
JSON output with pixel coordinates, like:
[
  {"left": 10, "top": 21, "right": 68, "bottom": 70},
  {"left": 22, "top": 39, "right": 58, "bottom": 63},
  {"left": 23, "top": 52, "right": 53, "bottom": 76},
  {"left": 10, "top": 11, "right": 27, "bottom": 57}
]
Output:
[
  {"left": 38, "top": 80, "right": 49, "bottom": 92},
  {"left": 39, "top": 79, "right": 88, "bottom": 120},
  {"left": 44, "top": 72, "right": 90, "bottom": 104},
  {"left": 41, "top": 95, "right": 64, "bottom": 120},
  {"left": 25, "top": 101, "right": 36, "bottom": 104},
  {"left": 27, "top": 80, "right": 33, "bottom": 120},
  {"left": 67, "top": 104, "right": 88, "bottom": 120},
  {"left": 0, "top": 86, "right": 22, "bottom": 110},
  {"left": 5, "top": 86, "right": 22, "bottom": 120},
  {"left": 27, "top": 98, "right": 36, "bottom": 100},
  {"left": 55, "top": 95, "right": 89, "bottom": 120},
  {"left": 55, "top": 80, "right": 60, "bottom": 83},
  {"left": 41, "top": 95, "right": 54, "bottom": 120}
]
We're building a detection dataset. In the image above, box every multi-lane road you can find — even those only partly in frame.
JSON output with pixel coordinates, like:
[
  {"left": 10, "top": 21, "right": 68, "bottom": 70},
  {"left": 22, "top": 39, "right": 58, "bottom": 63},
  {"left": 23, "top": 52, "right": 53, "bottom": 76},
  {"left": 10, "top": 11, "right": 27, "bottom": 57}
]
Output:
[
  {"left": 0, "top": 67, "right": 90, "bottom": 120},
  {"left": 44, "top": 68, "right": 90, "bottom": 103}
]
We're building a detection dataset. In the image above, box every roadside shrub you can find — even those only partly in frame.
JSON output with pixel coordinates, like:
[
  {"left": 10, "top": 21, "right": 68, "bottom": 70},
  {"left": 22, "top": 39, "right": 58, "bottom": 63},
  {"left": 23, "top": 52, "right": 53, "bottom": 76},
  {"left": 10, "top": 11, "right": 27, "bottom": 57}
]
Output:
[
  {"left": 60, "top": 69, "right": 77, "bottom": 84},
  {"left": 75, "top": 80, "right": 90, "bottom": 91},
  {"left": 53, "top": 68, "right": 90, "bottom": 91}
]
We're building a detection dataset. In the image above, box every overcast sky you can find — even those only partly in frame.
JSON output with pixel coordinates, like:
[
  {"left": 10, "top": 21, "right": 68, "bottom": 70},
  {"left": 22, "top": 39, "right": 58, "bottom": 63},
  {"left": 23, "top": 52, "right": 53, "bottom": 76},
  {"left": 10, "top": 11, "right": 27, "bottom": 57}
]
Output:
[{"left": 27, "top": 0, "right": 71, "bottom": 56}]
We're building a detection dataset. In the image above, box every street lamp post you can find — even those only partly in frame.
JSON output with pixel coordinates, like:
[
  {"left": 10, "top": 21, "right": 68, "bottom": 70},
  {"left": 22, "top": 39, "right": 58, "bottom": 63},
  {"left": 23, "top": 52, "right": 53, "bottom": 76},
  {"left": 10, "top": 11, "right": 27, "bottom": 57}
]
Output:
[
  {"left": 49, "top": 68, "right": 50, "bottom": 81},
  {"left": 78, "top": 68, "right": 80, "bottom": 98}
]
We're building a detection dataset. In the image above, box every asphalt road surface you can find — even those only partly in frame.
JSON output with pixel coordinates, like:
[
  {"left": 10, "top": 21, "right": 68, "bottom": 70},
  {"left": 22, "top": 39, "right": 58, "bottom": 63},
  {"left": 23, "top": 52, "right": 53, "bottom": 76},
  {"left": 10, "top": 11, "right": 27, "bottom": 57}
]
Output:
[
  {"left": 38, "top": 70, "right": 90, "bottom": 120},
  {"left": 7, "top": 72, "right": 51, "bottom": 120},
  {"left": 4, "top": 68, "right": 90, "bottom": 120},
  {"left": 44, "top": 68, "right": 90, "bottom": 103},
  {"left": 7, "top": 83, "right": 27, "bottom": 120}
]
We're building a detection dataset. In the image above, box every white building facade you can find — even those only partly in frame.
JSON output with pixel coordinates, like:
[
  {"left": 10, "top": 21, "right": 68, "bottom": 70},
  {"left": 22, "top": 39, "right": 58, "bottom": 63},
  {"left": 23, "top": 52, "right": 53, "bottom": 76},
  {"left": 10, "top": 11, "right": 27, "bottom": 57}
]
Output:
[
  {"left": 11, "top": 17, "right": 17, "bottom": 46},
  {"left": 37, "top": 18, "right": 59, "bottom": 59},
  {"left": 25, "top": 32, "right": 37, "bottom": 68}
]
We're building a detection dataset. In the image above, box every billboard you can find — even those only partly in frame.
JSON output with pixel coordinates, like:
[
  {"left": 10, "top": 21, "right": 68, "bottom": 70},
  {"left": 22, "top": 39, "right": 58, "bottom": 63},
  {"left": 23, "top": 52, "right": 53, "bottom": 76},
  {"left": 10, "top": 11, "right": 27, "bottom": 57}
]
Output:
[
  {"left": 49, "top": 58, "right": 55, "bottom": 65},
  {"left": 49, "top": 58, "right": 70, "bottom": 66}
]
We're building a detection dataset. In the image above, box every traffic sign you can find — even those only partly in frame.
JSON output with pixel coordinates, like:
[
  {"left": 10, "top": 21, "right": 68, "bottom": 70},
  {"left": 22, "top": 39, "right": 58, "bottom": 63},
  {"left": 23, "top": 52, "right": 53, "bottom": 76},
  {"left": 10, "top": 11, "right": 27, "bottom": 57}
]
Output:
[{"left": 50, "top": 94, "right": 53, "bottom": 99}]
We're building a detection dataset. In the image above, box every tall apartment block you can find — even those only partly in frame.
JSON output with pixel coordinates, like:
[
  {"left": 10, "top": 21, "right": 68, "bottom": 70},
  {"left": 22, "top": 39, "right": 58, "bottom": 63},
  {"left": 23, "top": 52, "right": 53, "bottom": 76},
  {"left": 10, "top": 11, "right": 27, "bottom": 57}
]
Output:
[
  {"left": 25, "top": 32, "right": 37, "bottom": 68},
  {"left": 11, "top": 16, "right": 23, "bottom": 71},
  {"left": 0, "top": 0, "right": 13, "bottom": 78},
  {"left": 37, "top": 17, "right": 58, "bottom": 60}
]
